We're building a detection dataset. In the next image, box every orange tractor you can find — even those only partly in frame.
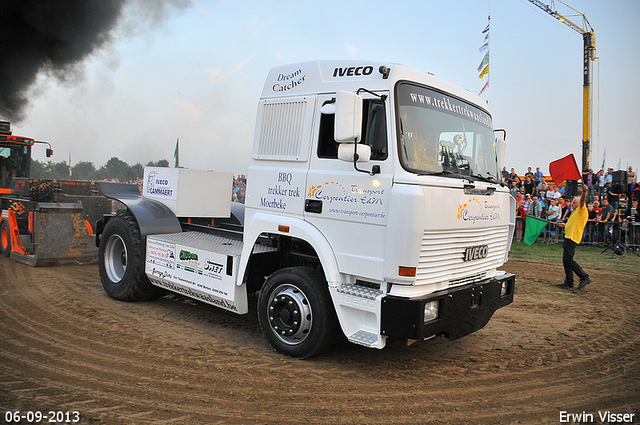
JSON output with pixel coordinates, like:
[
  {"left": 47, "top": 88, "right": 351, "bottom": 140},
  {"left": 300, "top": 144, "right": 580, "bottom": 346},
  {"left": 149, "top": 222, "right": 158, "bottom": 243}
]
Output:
[{"left": 0, "top": 121, "right": 112, "bottom": 266}]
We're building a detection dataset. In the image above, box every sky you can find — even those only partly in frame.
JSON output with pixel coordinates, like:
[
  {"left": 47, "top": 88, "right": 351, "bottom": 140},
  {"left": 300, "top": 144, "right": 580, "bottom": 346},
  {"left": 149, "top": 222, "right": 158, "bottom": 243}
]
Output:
[{"left": 3, "top": 0, "right": 639, "bottom": 178}]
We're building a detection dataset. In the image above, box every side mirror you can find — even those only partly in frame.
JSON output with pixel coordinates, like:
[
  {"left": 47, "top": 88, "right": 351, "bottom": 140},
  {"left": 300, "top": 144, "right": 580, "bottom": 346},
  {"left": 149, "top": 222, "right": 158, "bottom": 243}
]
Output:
[
  {"left": 338, "top": 143, "right": 371, "bottom": 163},
  {"left": 319, "top": 103, "right": 335, "bottom": 115},
  {"left": 334, "top": 91, "right": 362, "bottom": 143}
]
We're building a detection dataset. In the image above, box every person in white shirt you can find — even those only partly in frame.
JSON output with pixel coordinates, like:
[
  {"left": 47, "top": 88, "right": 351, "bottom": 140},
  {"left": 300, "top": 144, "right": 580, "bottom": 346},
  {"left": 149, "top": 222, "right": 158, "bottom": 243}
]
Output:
[
  {"left": 547, "top": 198, "right": 560, "bottom": 221},
  {"left": 546, "top": 198, "right": 560, "bottom": 243},
  {"left": 546, "top": 186, "right": 556, "bottom": 204},
  {"left": 597, "top": 169, "right": 606, "bottom": 197}
]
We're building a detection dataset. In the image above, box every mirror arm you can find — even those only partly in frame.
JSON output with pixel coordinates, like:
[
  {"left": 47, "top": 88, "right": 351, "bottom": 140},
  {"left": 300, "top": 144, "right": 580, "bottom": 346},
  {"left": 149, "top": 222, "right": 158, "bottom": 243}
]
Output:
[
  {"left": 356, "top": 88, "right": 387, "bottom": 101},
  {"left": 34, "top": 140, "right": 53, "bottom": 157},
  {"left": 351, "top": 143, "right": 380, "bottom": 176}
]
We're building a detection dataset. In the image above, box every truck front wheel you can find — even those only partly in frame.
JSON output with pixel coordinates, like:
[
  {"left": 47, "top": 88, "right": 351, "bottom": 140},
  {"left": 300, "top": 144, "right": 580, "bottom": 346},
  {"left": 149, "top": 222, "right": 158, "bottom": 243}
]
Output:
[
  {"left": 98, "top": 212, "right": 163, "bottom": 301},
  {"left": 258, "top": 267, "right": 338, "bottom": 359},
  {"left": 0, "top": 219, "right": 11, "bottom": 257}
]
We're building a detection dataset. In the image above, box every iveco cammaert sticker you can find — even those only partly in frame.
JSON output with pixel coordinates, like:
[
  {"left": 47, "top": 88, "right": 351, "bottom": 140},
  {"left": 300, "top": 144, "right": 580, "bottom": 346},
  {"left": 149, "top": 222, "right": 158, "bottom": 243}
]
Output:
[
  {"left": 143, "top": 167, "right": 178, "bottom": 200},
  {"left": 457, "top": 198, "right": 501, "bottom": 224}
]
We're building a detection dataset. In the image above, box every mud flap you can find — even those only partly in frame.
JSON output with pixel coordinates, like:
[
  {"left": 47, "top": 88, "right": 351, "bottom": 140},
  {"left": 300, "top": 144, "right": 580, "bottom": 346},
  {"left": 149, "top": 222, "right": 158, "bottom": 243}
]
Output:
[{"left": 10, "top": 202, "right": 98, "bottom": 267}]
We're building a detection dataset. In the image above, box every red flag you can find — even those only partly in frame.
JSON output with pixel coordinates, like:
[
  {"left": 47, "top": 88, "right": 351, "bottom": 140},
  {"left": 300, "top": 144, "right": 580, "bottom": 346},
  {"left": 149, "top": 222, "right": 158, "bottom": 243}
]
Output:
[
  {"left": 478, "top": 80, "right": 489, "bottom": 95},
  {"left": 549, "top": 154, "right": 581, "bottom": 186}
]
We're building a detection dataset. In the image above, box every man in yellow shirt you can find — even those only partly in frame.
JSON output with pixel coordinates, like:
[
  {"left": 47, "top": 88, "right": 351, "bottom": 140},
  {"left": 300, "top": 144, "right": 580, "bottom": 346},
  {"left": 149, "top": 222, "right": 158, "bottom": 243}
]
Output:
[{"left": 558, "top": 184, "right": 592, "bottom": 289}]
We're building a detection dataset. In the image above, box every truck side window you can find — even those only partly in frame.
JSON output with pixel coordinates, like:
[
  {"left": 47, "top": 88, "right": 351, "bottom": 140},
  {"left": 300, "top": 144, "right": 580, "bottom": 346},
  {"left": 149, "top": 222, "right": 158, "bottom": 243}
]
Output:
[
  {"left": 0, "top": 147, "right": 8, "bottom": 188},
  {"left": 317, "top": 111, "right": 338, "bottom": 158},
  {"left": 362, "top": 100, "right": 388, "bottom": 160},
  {"left": 317, "top": 99, "right": 388, "bottom": 160}
]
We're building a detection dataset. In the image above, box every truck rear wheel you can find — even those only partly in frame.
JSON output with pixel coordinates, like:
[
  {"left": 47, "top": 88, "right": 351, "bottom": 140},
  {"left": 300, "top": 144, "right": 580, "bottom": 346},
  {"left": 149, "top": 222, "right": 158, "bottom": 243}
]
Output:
[
  {"left": 98, "top": 212, "right": 163, "bottom": 301},
  {"left": 0, "top": 219, "right": 11, "bottom": 257},
  {"left": 258, "top": 267, "right": 338, "bottom": 359}
]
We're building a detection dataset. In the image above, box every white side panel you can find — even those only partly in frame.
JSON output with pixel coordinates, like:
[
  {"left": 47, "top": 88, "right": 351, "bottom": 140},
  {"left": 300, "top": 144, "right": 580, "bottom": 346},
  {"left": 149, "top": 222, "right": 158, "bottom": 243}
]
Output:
[
  {"left": 383, "top": 183, "right": 426, "bottom": 284},
  {"left": 145, "top": 232, "right": 248, "bottom": 314},
  {"left": 245, "top": 166, "right": 307, "bottom": 217},
  {"left": 143, "top": 167, "right": 232, "bottom": 218}
]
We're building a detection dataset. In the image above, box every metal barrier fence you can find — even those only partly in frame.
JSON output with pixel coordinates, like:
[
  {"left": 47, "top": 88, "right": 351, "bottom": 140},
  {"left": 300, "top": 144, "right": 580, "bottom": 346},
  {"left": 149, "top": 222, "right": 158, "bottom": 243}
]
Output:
[{"left": 580, "top": 221, "right": 640, "bottom": 249}]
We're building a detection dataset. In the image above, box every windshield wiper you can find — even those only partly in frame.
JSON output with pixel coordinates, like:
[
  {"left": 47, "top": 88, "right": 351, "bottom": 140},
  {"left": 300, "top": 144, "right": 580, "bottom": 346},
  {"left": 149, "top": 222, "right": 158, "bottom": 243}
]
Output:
[
  {"left": 430, "top": 170, "right": 475, "bottom": 181},
  {"left": 470, "top": 172, "right": 500, "bottom": 184}
]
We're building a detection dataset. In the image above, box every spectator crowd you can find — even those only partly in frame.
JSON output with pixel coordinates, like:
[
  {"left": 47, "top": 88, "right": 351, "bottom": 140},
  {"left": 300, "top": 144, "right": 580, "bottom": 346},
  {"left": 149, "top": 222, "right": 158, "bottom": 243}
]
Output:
[
  {"left": 232, "top": 174, "right": 246, "bottom": 203},
  {"left": 504, "top": 165, "right": 639, "bottom": 248}
]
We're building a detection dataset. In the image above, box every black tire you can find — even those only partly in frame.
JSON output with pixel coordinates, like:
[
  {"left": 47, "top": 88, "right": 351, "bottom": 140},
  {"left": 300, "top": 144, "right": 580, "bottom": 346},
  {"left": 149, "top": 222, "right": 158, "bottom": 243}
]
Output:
[
  {"left": 258, "top": 267, "right": 338, "bottom": 359},
  {"left": 0, "top": 219, "right": 11, "bottom": 257},
  {"left": 98, "top": 212, "right": 163, "bottom": 301}
]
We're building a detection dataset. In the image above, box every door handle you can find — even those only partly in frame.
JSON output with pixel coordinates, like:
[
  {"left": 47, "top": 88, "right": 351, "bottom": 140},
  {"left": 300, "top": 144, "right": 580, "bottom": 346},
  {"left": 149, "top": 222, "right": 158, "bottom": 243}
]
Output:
[{"left": 305, "top": 199, "right": 322, "bottom": 214}]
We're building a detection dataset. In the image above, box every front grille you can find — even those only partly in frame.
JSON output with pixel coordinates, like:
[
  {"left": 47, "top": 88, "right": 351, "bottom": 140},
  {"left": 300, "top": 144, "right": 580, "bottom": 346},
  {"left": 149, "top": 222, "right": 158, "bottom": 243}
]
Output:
[{"left": 416, "top": 226, "right": 509, "bottom": 286}]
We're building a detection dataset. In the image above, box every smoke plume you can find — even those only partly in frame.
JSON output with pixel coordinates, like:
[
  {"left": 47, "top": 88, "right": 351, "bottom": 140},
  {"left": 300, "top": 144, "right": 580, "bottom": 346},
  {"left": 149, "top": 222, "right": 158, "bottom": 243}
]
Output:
[{"left": 0, "top": 0, "right": 188, "bottom": 123}]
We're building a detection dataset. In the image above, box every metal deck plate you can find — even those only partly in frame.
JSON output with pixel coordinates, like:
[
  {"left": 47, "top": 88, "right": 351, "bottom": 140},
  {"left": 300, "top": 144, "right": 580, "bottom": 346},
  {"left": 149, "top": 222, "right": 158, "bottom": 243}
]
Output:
[{"left": 149, "top": 231, "right": 277, "bottom": 257}]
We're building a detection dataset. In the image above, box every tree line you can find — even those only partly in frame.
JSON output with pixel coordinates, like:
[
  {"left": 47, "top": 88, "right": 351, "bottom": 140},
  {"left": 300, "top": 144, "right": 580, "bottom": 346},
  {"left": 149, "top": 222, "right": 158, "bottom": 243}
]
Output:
[{"left": 31, "top": 157, "right": 170, "bottom": 182}]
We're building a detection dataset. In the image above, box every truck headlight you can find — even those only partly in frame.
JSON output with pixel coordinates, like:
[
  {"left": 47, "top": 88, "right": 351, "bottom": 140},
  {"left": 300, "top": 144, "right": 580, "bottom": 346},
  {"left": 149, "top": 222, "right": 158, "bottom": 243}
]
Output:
[
  {"left": 424, "top": 300, "right": 439, "bottom": 323},
  {"left": 501, "top": 281, "right": 508, "bottom": 297}
]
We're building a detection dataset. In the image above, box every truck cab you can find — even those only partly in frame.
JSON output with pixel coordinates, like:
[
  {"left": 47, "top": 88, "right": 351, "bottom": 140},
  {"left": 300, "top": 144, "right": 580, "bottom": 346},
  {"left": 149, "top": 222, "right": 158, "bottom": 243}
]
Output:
[
  {"left": 0, "top": 135, "right": 33, "bottom": 191},
  {"left": 244, "top": 61, "right": 514, "bottom": 349},
  {"left": 97, "top": 61, "right": 515, "bottom": 358}
]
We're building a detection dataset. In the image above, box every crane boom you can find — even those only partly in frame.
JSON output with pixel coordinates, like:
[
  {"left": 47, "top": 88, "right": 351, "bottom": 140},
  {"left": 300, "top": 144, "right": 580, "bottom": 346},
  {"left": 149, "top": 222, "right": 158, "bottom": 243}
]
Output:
[{"left": 527, "top": 0, "right": 596, "bottom": 172}]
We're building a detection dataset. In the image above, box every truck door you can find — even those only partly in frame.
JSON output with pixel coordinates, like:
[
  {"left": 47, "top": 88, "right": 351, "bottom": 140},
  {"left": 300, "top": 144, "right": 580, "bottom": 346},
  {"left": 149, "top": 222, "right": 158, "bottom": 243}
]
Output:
[{"left": 305, "top": 93, "right": 392, "bottom": 281}]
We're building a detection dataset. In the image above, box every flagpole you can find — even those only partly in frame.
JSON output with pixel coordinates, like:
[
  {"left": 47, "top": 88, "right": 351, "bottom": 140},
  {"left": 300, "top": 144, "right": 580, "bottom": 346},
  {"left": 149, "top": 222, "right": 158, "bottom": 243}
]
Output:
[
  {"left": 478, "top": 16, "right": 490, "bottom": 96},
  {"left": 174, "top": 138, "right": 179, "bottom": 168},
  {"left": 486, "top": 15, "right": 490, "bottom": 92}
]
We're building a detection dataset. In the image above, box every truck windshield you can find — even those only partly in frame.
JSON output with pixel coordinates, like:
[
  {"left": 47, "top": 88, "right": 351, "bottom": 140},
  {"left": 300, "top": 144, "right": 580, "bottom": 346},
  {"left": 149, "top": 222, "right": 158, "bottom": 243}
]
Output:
[{"left": 396, "top": 83, "right": 499, "bottom": 182}]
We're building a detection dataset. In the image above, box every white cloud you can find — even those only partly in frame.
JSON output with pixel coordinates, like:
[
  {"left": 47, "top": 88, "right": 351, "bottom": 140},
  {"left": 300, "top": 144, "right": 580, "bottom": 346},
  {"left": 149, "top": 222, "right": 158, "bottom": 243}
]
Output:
[
  {"left": 206, "top": 59, "right": 250, "bottom": 85},
  {"left": 170, "top": 99, "right": 206, "bottom": 120}
]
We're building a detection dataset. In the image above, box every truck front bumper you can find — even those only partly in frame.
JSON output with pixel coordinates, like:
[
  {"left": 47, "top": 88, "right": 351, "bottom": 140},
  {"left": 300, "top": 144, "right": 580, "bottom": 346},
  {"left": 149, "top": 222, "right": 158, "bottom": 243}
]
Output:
[{"left": 380, "top": 273, "right": 515, "bottom": 341}]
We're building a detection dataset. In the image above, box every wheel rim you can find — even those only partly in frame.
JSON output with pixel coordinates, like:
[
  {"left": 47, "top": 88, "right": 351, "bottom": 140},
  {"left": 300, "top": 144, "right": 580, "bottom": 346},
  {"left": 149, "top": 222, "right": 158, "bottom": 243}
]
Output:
[
  {"left": 267, "top": 284, "right": 313, "bottom": 345},
  {"left": 104, "top": 234, "right": 127, "bottom": 283}
]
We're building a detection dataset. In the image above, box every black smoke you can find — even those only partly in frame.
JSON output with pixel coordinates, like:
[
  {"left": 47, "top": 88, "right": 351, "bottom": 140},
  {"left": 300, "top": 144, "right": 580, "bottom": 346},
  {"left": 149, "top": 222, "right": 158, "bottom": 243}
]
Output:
[
  {"left": 0, "top": 0, "right": 188, "bottom": 123},
  {"left": 0, "top": 0, "right": 127, "bottom": 122}
]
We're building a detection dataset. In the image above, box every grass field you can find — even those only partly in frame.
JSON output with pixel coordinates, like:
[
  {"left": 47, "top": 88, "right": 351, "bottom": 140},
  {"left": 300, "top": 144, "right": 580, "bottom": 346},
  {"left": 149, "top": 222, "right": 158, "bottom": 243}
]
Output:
[{"left": 509, "top": 239, "right": 640, "bottom": 270}]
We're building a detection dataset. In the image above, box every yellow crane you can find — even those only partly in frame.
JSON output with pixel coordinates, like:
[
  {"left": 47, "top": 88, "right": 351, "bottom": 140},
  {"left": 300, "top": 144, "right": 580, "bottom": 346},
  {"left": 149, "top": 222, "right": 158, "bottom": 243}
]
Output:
[{"left": 527, "top": 0, "right": 597, "bottom": 171}]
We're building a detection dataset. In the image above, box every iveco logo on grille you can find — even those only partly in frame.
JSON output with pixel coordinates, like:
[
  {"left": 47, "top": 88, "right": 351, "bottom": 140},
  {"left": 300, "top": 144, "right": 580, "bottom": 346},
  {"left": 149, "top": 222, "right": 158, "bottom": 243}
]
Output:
[{"left": 463, "top": 245, "right": 489, "bottom": 262}]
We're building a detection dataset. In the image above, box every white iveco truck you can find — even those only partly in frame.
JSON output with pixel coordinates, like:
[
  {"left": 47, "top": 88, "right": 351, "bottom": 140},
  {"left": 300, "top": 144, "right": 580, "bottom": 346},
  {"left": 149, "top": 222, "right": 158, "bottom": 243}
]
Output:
[{"left": 97, "top": 61, "right": 515, "bottom": 358}]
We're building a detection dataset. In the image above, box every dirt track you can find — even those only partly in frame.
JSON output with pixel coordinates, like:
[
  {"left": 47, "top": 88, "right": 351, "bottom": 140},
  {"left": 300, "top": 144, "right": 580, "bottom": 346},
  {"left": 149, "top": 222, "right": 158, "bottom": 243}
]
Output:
[{"left": 1, "top": 255, "right": 639, "bottom": 424}]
